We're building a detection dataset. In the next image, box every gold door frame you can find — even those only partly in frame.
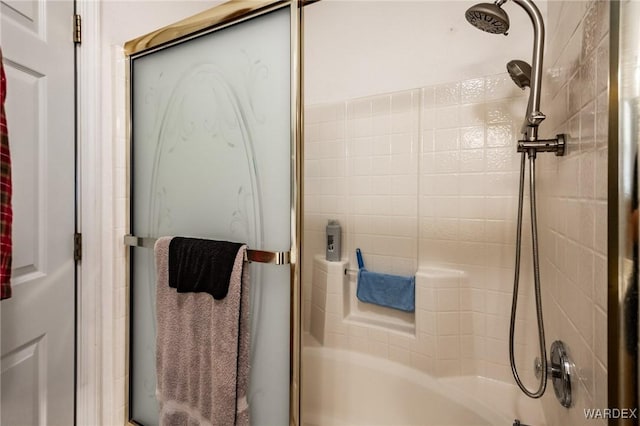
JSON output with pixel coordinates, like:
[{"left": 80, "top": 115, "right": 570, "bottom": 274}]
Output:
[
  {"left": 124, "top": 1, "right": 305, "bottom": 424},
  {"left": 609, "top": 0, "right": 640, "bottom": 420},
  {"left": 607, "top": 0, "right": 621, "bottom": 415}
]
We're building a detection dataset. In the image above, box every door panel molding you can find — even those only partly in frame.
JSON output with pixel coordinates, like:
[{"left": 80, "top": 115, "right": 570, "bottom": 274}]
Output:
[
  {"left": 1, "top": 334, "right": 47, "bottom": 426},
  {"left": 0, "top": 0, "right": 44, "bottom": 37},
  {"left": 4, "top": 60, "right": 46, "bottom": 282}
]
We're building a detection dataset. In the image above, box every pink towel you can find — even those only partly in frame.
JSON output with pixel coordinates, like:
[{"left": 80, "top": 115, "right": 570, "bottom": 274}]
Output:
[
  {"left": 155, "top": 237, "right": 250, "bottom": 426},
  {"left": 0, "top": 48, "right": 12, "bottom": 300}
]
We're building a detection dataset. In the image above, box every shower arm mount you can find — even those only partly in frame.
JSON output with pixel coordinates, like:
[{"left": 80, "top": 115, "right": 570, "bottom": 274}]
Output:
[
  {"left": 511, "top": 0, "right": 545, "bottom": 141},
  {"left": 517, "top": 134, "right": 566, "bottom": 157}
]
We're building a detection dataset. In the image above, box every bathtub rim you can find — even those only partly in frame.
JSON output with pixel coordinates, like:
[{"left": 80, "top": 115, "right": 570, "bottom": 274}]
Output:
[{"left": 301, "top": 345, "right": 517, "bottom": 426}]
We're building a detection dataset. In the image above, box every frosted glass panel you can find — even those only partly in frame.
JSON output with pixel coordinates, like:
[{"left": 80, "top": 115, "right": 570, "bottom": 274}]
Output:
[{"left": 129, "top": 7, "right": 291, "bottom": 425}]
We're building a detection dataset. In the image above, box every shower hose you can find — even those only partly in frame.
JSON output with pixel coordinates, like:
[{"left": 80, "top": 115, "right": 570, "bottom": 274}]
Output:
[{"left": 509, "top": 150, "right": 547, "bottom": 398}]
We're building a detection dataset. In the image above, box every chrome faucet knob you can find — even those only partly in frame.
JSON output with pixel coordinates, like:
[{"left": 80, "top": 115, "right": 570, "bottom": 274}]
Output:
[{"left": 534, "top": 357, "right": 542, "bottom": 378}]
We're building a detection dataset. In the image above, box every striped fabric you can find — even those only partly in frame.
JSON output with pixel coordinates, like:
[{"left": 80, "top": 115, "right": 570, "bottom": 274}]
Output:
[{"left": 0, "top": 48, "right": 12, "bottom": 300}]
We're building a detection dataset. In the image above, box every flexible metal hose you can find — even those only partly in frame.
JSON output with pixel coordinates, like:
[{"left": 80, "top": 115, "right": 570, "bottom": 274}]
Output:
[{"left": 509, "top": 150, "right": 547, "bottom": 398}]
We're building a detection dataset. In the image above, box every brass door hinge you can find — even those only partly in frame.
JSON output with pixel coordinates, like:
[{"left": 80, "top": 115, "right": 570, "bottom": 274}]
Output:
[
  {"left": 73, "top": 14, "right": 81, "bottom": 44},
  {"left": 74, "top": 233, "right": 82, "bottom": 262}
]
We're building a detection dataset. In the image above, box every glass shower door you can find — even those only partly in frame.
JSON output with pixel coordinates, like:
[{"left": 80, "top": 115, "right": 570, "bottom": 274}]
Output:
[{"left": 128, "top": 6, "right": 292, "bottom": 425}]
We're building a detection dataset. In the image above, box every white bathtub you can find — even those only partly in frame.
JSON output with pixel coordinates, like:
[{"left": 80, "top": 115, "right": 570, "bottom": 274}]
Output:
[{"left": 302, "top": 346, "right": 545, "bottom": 426}]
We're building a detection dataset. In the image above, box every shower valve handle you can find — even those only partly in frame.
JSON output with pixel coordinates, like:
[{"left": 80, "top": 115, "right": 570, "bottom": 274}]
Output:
[
  {"left": 534, "top": 356, "right": 562, "bottom": 379},
  {"left": 533, "top": 341, "right": 574, "bottom": 408},
  {"left": 534, "top": 357, "right": 545, "bottom": 378}
]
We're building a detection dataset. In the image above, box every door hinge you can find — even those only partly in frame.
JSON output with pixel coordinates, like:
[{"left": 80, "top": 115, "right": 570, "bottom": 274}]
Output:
[
  {"left": 73, "top": 14, "right": 81, "bottom": 44},
  {"left": 74, "top": 233, "right": 82, "bottom": 262}
]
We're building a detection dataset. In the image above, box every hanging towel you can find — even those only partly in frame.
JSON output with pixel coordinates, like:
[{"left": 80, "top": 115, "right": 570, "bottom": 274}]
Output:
[
  {"left": 0, "top": 48, "right": 12, "bottom": 301},
  {"left": 169, "top": 237, "right": 243, "bottom": 300},
  {"left": 155, "top": 237, "right": 251, "bottom": 426},
  {"left": 355, "top": 249, "right": 415, "bottom": 312},
  {"left": 357, "top": 269, "right": 415, "bottom": 312}
]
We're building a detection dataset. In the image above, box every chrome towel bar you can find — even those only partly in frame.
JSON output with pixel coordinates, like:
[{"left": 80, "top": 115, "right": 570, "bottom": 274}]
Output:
[{"left": 123, "top": 235, "right": 290, "bottom": 265}]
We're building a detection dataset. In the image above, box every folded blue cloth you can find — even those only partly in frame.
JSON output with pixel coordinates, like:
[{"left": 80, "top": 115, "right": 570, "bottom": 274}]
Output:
[{"left": 356, "top": 268, "right": 415, "bottom": 312}]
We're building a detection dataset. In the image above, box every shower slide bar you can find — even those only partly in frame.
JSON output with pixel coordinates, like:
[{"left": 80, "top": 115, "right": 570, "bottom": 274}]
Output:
[{"left": 123, "top": 235, "right": 291, "bottom": 265}]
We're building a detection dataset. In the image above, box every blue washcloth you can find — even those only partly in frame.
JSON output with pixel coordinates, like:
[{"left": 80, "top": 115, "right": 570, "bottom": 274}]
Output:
[{"left": 356, "top": 268, "right": 415, "bottom": 312}]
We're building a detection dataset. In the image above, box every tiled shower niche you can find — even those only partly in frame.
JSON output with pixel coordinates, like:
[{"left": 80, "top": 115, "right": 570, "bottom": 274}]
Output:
[{"left": 304, "top": 72, "right": 541, "bottom": 381}]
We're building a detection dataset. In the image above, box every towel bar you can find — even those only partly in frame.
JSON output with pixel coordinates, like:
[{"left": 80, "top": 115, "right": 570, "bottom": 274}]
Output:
[{"left": 123, "top": 235, "right": 290, "bottom": 265}]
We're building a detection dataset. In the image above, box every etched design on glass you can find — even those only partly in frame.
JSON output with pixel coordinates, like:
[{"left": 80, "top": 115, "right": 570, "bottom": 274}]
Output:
[
  {"left": 138, "top": 60, "right": 269, "bottom": 405},
  {"left": 148, "top": 61, "right": 267, "bottom": 256},
  {"left": 232, "top": 185, "right": 253, "bottom": 239},
  {"left": 241, "top": 51, "right": 269, "bottom": 125}
]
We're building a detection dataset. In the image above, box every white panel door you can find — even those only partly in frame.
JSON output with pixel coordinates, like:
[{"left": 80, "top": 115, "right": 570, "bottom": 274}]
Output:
[{"left": 1, "top": 0, "right": 75, "bottom": 425}]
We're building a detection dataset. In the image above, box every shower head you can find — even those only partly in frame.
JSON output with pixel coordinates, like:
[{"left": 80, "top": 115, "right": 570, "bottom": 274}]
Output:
[
  {"left": 507, "top": 60, "right": 532, "bottom": 89},
  {"left": 465, "top": 1, "right": 510, "bottom": 35},
  {"left": 465, "top": 0, "right": 546, "bottom": 141}
]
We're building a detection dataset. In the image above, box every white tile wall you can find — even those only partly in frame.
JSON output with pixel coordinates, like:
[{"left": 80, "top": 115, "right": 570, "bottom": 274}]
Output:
[
  {"left": 304, "top": 72, "right": 541, "bottom": 382},
  {"left": 304, "top": 103, "right": 348, "bottom": 330},
  {"left": 310, "top": 255, "right": 478, "bottom": 377},
  {"left": 538, "top": 1, "right": 609, "bottom": 425}
]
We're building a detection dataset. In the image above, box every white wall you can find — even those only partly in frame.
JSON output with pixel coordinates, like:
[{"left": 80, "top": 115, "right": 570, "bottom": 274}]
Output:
[
  {"left": 101, "top": 1, "right": 221, "bottom": 46},
  {"left": 304, "top": 0, "right": 546, "bottom": 105}
]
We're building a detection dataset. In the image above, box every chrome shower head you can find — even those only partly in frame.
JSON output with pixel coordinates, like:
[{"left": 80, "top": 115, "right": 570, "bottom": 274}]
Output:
[
  {"left": 465, "top": 2, "right": 510, "bottom": 35},
  {"left": 507, "top": 60, "right": 532, "bottom": 89}
]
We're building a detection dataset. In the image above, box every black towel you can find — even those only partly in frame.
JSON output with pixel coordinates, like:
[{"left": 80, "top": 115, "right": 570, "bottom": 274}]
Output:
[{"left": 168, "top": 237, "right": 243, "bottom": 300}]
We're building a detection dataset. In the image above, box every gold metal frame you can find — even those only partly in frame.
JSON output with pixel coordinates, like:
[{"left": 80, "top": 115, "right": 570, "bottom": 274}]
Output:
[
  {"left": 125, "top": 0, "right": 287, "bottom": 57},
  {"left": 607, "top": 0, "right": 621, "bottom": 413},
  {"left": 289, "top": 2, "right": 304, "bottom": 425},
  {"left": 608, "top": 0, "right": 640, "bottom": 419},
  {"left": 124, "top": 55, "right": 135, "bottom": 426},
  {"left": 124, "top": 1, "right": 304, "bottom": 424}
]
